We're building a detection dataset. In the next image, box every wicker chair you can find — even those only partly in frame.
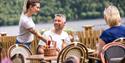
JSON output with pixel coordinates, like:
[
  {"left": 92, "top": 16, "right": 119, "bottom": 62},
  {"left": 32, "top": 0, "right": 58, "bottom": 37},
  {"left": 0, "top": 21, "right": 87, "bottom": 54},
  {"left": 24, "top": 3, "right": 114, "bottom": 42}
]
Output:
[
  {"left": 8, "top": 44, "right": 32, "bottom": 63},
  {"left": 57, "top": 42, "right": 89, "bottom": 63},
  {"left": 100, "top": 42, "right": 125, "bottom": 63},
  {"left": 113, "top": 37, "right": 125, "bottom": 45}
]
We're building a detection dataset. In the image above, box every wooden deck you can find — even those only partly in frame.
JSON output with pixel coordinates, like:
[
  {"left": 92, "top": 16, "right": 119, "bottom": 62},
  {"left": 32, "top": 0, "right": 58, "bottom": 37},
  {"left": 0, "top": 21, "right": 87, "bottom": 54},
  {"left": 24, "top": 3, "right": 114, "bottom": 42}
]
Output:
[{"left": 0, "top": 25, "right": 103, "bottom": 63}]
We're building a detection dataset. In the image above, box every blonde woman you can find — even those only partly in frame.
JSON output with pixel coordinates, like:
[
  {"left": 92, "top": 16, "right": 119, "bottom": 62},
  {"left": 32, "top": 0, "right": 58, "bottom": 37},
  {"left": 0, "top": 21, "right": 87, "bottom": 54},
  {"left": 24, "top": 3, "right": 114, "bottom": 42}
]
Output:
[{"left": 95, "top": 5, "right": 125, "bottom": 63}]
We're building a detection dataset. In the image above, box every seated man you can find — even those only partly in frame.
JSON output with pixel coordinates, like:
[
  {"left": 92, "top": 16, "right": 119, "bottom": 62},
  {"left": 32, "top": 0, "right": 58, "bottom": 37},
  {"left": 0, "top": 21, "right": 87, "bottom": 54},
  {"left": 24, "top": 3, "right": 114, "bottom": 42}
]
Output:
[{"left": 37, "top": 14, "right": 71, "bottom": 54}]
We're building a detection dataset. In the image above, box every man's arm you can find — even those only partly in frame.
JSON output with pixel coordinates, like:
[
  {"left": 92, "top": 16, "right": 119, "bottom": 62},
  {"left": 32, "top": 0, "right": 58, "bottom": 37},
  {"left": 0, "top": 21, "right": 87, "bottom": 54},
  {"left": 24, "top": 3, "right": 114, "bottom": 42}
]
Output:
[
  {"left": 27, "top": 28, "right": 48, "bottom": 43},
  {"left": 62, "top": 41, "right": 67, "bottom": 48}
]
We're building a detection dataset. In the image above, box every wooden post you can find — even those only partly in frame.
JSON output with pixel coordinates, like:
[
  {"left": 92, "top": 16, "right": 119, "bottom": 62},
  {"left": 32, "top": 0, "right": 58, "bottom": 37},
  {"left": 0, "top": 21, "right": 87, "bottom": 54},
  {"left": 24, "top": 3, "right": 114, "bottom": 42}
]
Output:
[
  {"left": 0, "top": 32, "right": 7, "bottom": 36},
  {"left": 82, "top": 25, "right": 93, "bottom": 48},
  {"left": 83, "top": 25, "right": 93, "bottom": 31},
  {"left": 0, "top": 43, "right": 2, "bottom": 62}
]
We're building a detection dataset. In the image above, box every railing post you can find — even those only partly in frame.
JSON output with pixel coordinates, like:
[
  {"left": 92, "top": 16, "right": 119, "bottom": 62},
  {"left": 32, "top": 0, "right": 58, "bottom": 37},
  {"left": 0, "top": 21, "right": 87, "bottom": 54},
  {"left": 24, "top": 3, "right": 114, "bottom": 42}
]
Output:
[
  {"left": 0, "top": 44, "right": 2, "bottom": 62},
  {"left": 83, "top": 25, "right": 93, "bottom": 31},
  {"left": 82, "top": 25, "right": 94, "bottom": 48},
  {"left": 0, "top": 32, "right": 7, "bottom": 36}
]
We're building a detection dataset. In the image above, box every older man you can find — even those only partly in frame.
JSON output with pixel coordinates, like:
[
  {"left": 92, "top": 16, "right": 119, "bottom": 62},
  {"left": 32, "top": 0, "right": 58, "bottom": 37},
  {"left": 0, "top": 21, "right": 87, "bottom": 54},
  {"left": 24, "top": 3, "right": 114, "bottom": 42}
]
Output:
[{"left": 37, "top": 14, "right": 71, "bottom": 54}]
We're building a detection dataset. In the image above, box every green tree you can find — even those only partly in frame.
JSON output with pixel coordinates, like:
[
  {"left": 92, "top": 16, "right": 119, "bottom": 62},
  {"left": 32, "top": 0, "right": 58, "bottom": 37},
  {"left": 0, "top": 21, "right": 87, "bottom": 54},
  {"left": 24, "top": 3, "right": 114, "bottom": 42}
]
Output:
[{"left": 0, "top": 0, "right": 125, "bottom": 26}]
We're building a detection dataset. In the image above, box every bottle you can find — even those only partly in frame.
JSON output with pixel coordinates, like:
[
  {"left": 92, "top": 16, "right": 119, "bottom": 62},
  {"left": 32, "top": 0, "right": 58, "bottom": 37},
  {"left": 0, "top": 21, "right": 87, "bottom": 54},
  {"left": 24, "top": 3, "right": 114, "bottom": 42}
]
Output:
[{"left": 47, "top": 40, "right": 51, "bottom": 48}]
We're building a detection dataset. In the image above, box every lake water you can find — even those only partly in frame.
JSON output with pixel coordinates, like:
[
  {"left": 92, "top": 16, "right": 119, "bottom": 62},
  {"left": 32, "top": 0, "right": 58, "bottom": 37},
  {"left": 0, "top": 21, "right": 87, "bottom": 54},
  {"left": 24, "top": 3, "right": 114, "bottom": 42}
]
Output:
[{"left": 0, "top": 18, "right": 125, "bottom": 36}]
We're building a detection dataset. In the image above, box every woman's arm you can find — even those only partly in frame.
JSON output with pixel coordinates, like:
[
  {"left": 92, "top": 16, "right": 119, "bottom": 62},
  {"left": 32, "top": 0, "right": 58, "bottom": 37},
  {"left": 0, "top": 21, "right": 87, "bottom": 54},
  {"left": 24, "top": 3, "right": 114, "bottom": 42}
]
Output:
[
  {"left": 96, "top": 39, "right": 106, "bottom": 57},
  {"left": 27, "top": 28, "right": 48, "bottom": 42}
]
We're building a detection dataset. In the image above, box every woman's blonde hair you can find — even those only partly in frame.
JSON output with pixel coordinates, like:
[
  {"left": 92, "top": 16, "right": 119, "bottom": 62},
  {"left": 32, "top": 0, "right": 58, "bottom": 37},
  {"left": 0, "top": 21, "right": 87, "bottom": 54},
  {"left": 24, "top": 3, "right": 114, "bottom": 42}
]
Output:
[{"left": 104, "top": 5, "right": 121, "bottom": 27}]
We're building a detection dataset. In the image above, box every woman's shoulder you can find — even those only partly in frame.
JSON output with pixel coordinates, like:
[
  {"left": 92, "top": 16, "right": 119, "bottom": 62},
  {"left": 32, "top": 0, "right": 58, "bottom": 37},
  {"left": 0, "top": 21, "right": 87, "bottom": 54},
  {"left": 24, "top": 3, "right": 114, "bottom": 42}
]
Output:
[{"left": 119, "top": 25, "right": 125, "bottom": 28}]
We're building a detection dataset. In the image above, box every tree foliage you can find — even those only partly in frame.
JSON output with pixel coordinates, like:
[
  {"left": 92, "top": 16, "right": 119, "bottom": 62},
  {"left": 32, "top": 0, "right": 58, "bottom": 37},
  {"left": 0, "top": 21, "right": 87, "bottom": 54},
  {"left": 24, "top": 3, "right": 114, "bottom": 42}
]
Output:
[{"left": 0, "top": 0, "right": 125, "bottom": 26}]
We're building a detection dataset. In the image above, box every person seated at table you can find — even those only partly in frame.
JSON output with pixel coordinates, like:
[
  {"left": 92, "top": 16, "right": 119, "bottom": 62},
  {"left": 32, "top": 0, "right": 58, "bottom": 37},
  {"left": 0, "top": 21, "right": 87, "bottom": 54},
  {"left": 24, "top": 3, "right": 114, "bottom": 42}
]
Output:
[
  {"left": 63, "top": 56, "right": 80, "bottom": 63},
  {"left": 95, "top": 5, "right": 125, "bottom": 63},
  {"left": 37, "top": 14, "right": 71, "bottom": 54}
]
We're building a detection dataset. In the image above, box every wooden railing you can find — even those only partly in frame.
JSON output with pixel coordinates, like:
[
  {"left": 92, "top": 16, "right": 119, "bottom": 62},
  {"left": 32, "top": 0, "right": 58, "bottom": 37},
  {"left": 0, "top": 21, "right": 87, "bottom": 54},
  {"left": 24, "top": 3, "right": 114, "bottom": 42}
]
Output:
[
  {"left": 0, "top": 25, "right": 103, "bottom": 62},
  {"left": 78, "top": 25, "right": 103, "bottom": 49}
]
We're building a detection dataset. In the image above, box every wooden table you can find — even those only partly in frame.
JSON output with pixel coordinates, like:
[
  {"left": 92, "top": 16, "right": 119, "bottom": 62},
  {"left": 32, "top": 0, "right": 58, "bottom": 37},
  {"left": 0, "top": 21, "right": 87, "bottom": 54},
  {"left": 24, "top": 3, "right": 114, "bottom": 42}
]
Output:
[
  {"left": 88, "top": 48, "right": 100, "bottom": 63},
  {"left": 27, "top": 48, "right": 99, "bottom": 63},
  {"left": 26, "top": 54, "right": 57, "bottom": 63},
  {"left": 88, "top": 48, "right": 100, "bottom": 60}
]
